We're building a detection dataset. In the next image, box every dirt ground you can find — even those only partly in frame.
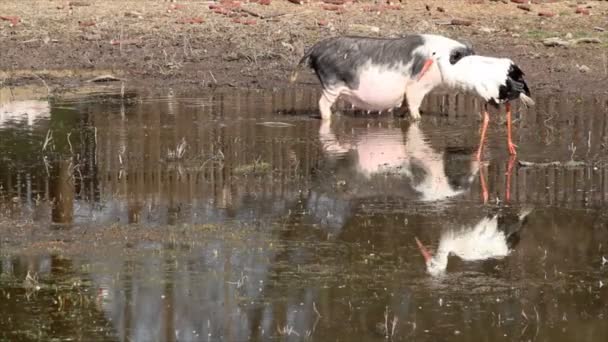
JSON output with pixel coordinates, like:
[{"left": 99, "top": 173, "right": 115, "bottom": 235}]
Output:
[{"left": 0, "top": 0, "right": 607, "bottom": 95}]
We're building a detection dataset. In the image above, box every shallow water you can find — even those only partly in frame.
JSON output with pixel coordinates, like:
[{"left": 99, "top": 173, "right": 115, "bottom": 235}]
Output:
[{"left": 1, "top": 86, "right": 607, "bottom": 341}]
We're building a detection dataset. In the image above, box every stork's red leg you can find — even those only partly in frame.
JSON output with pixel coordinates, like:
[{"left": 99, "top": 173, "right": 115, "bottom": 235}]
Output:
[
  {"left": 476, "top": 107, "right": 490, "bottom": 161},
  {"left": 505, "top": 155, "right": 516, "bottom": 203},
  {"left": 506, "top": 102, "right": 517, "bottom": 156},
  {"left": 479, "top": 161, "right": 489, "bottom": 204}
]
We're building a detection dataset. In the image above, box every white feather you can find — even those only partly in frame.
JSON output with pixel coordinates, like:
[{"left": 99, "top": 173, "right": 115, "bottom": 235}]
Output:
[
  {"left": 426, "top": 215, "right": 509, "bottom": 276},
  {"left": 519, "top": 93, "right": 535, "bottom": 107},
  {"left": 441, "top": 55, "right": 513, "bottom": 102},
  {"left": 425, "top": 208, "right": 533, "bottom": 276}
]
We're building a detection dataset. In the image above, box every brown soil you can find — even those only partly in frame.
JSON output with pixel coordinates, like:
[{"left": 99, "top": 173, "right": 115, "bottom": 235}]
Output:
[{"left": 1, "top": 0, "right": 607, "bottom": 95}]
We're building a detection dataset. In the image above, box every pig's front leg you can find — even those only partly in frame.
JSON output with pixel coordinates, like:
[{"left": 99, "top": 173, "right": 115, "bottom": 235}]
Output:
[
  {"left": 404, "top": 83, "right": 433, "bottom": 120},
  {"left": 318, "top": 87, "right": 343, "bottom": 120}
]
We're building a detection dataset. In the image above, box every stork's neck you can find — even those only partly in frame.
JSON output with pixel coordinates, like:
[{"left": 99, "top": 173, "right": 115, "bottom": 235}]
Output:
[
  {"left": 428, "top": 250, "right": 450, "bottom": 276},
  {"left": 440, "top": 60, "right": 477, "bottom": 92}
]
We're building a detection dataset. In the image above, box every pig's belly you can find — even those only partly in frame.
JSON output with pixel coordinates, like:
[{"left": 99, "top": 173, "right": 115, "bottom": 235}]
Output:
[{"left": 342, "top": 69, "right": 407, "bottom": 110}]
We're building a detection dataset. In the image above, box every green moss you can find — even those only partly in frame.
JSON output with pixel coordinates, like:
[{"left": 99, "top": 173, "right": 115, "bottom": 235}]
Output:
[{"left": 525, "top": 30, "right": 556, "bottom": 39}]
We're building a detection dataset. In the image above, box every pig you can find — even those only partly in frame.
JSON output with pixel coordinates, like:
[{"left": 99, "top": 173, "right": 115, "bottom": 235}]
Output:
[{"left": 290, "top": 34, "right": 474, "bottom": 120}]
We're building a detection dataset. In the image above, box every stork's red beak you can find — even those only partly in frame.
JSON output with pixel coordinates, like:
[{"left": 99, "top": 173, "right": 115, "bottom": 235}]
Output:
[
  {"left": 415, "top": 237, "right": 433, "bottom": 263},
  {"left": 417, "top": 59, "right": 434, "bottom": 81}
]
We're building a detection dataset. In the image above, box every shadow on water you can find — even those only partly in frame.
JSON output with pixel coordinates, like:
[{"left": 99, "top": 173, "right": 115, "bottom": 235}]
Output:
[{"left": 1, "top": 86, "right": 608, "bottom": 341}]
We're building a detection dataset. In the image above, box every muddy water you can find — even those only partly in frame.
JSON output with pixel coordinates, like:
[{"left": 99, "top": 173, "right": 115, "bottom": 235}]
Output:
[{"left": 1, "top": 87, "right": 608, "bottom": 341}]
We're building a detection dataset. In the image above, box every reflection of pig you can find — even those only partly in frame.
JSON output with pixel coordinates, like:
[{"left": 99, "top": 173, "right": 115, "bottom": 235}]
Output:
[
  {"left": 318, "top": 120, "right": 479, "bottom": 202},
  {"left": 306, "top": 119, "right": 480, "bottom": 237},
  {"left": 291, "top": 35, "right": 474, "bottom": 120},
  {"left": 0, "top": 100, "right": 50, "bottom": 126}
]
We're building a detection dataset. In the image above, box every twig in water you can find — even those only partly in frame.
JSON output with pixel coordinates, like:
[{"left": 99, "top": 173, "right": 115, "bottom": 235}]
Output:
[
  {"left": 390, "top": 316, "right": 398, "bottom": 338},
  {"left": 384, "top": 306, "right": 389, "bottom": 339},
  {"left": 42, "top": 155, "right": 50, "bottom": 177},
  {"left": 518, "top": 160, "right": 585, "bottom": 168},
  {"left": 67, "top": 132, "right": 73, "bottom": 155},
  {"left": 93, "top": 126, "right": 98, "bottom": 165},
  {"left": 42, "top": 129, "right": 53, "bottom": 151},
  {"left": 277, "top": 325, "right": 299, "bottom": 336},
  {"left": 533, "top": 305, "right": 540, "bottom": 340},
  {"left": 118, "top": 145, "right": 126, "bottom": 166},
  {"left": 568, "top": 142, "right": 577, "bottom": 161},
  {"left": 31, "top": 72, "right": 51, "bottom": 97},
  {"left": 313, "top": 302, "right": 322, "bottom": 318},
  {"left": 209, "top": 71, "right": 217, "bottom": 84}
]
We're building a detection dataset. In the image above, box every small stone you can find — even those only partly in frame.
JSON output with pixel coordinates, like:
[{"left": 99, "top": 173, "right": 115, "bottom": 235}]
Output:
[
  {"left": 538, "top": 11, "right": 555, "bottom": 17},
  {"left": 543, "top": 37, "right": 571, "bottom": 47},
  {"left": 577, "top": 64, "right": 591, "bottom": 73},
  {"left": 450, "top": 18, "right": 473, "bottom": 26},
  {"left": 575, "top": 7, "right": 590, "bottom": 15},
  {"left": 565, "top": 32, "right": 573, "bottom": 39},
  {"left": 574, "top": 37, "right": 602, "bottom": 44},
  {"left": 517, "top": 4, "right": 531, "bottom": 11},
  {"left": 124, "top": 11, "right": 143, "bottom": 18}
]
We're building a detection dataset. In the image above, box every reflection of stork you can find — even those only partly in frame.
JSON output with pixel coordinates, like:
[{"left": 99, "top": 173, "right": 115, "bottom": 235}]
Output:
[
  {"left": 318, "top": 120, "right": 480, "bottom": 202},
  {"left": 0, "top": 100, "right": 50, "bottom": 126},
  {"left": 415, "top": 206, "right": 533, "bottom": 277}
]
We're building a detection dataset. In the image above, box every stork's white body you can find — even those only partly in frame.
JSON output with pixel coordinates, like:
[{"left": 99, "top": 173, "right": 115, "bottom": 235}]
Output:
[{"left": 441, "top": 56, "right": 513, "bottom": 103}]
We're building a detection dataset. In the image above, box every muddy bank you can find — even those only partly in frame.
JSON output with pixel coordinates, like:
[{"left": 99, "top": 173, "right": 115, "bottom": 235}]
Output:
[{"left": 1, "top": 0, "right": 608, "bottom": 95}]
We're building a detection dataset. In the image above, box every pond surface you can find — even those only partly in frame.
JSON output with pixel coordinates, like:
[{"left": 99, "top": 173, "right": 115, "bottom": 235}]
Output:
[{"left": 1, "top": 86, "right": 607, "bottom": 341}]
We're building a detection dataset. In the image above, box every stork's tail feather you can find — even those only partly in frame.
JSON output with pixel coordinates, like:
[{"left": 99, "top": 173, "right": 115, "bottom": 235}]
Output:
[
  {"left": 289, "top": 49, "right": 313, "bottom": 84},
  {"left": 519, "top": 93, "right": 535, "bottom": 107}
]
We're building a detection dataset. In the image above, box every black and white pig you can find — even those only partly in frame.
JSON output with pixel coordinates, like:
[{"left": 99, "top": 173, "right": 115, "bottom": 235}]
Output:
[{"left": 291, "top": 34, "right": 474, "bottom": 120}]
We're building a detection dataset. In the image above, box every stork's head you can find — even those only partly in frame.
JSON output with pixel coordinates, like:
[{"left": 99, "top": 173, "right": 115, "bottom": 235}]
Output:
[
  {"left": 417, "top": 42, "right": 475, "bottom": 82},
  {"left": 415, "top": 237, "right": 449, "bottom": 276}
]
